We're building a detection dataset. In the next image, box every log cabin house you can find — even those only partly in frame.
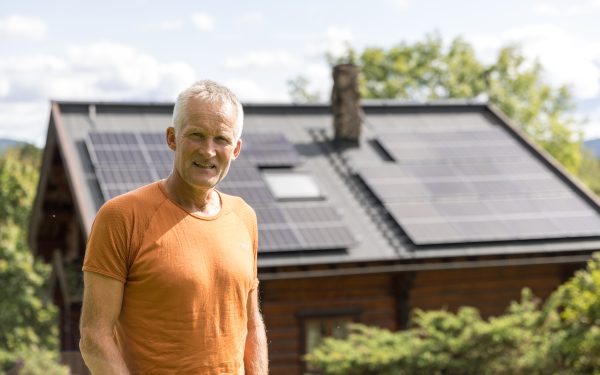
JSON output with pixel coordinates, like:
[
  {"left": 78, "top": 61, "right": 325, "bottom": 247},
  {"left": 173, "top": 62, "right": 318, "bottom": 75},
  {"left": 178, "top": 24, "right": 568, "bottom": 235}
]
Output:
[{"left": 30, "top": 70, "right": 600, "bottom": 374}]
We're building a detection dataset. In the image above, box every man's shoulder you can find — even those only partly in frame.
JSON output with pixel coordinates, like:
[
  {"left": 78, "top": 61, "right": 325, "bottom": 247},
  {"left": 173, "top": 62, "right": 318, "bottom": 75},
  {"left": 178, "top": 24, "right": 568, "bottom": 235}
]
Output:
[
  {"left": 220, "top": 191, "right": 256, "bottom": 220},
  {"left": 98, "top": 181, "right": 165, "bottom": 217}
]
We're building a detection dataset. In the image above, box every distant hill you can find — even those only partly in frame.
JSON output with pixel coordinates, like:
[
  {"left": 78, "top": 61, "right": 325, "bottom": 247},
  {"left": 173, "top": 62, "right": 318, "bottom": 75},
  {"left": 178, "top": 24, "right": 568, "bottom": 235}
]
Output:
[
  {"left": 584, "top": 138, "right": 600, "bottom": 159},
  {"left": 0, "top": 138, "right": 27, "bottom": 155}
]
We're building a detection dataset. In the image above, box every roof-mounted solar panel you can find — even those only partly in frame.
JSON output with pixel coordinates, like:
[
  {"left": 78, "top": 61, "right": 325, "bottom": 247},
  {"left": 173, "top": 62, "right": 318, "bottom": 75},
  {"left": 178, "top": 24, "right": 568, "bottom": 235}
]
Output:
[
  {"left": 240, "top": 132, "right": 303, "bottom": 167},
  {"left": 358, "top": 122, "right": 600, "bottom": 246},
  {"left": 87, "top": 130, "right": 358, "bottom": 253}
]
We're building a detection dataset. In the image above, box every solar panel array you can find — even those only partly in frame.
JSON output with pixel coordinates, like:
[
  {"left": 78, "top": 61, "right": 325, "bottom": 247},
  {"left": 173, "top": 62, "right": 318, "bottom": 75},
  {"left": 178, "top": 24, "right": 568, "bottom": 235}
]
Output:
[
  {"left": 358, "top": 125, "right": 600, "bottom": 245},
  {"left": 87, "top": 131, "right": 356, "bottom": 253}
]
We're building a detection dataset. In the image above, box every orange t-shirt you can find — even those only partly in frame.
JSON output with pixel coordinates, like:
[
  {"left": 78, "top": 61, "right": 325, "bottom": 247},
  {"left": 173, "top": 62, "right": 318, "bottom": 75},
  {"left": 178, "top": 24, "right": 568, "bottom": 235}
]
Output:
[{"left": 82, "top": 181, "right": 258, "bottom": 374}]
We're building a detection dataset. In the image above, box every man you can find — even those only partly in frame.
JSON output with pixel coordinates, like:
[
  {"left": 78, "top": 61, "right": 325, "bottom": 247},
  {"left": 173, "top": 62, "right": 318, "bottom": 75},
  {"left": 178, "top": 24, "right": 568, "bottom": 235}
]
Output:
[{"left": 79, "top": 80, "right": 268, "bottom": 374}]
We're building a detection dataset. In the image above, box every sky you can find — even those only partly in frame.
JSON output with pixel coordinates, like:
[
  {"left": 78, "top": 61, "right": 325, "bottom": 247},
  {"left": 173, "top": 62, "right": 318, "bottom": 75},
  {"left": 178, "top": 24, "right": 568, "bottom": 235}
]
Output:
[{"left": 1, "top": 0, "right": 599, "bottom": 146}]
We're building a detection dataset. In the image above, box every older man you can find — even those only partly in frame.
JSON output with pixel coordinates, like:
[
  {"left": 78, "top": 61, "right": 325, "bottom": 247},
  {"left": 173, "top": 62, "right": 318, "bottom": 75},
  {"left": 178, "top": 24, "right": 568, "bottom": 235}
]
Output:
[{"left": 79, "top": 80, "right": 268, "bottom": 374}]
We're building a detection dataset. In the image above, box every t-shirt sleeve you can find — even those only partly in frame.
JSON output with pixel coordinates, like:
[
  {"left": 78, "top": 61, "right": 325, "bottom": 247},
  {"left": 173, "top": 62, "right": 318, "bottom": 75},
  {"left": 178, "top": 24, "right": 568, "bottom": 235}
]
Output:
[
  {"left": 82, "top": 200, "right": 131, "bottom": 283},
  {"left": 250, "top": 208, "right": 259, "bottom": 291}
]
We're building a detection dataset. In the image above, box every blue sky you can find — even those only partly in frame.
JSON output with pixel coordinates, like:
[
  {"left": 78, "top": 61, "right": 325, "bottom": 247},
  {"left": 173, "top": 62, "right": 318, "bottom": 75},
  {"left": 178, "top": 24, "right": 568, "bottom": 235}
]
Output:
[{"left": 1, "top": 0, "right": 599, "bottom": 146}]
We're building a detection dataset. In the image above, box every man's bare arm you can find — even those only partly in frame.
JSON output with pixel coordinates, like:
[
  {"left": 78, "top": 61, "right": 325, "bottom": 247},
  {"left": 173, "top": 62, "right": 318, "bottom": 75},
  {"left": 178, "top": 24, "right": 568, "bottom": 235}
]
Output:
[
  {"left": 244, "top": 288, "right": 268, "bottom": 375},
  {"left": 79, "top": 272, "right": 130, "bottom": 374}
]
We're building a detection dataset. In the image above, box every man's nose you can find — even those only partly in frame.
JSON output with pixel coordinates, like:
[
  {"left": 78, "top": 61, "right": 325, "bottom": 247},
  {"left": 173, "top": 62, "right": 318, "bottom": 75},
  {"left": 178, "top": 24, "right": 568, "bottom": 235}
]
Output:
[{"left": 198, "top": 138, "right": 217, "bottom": 157}]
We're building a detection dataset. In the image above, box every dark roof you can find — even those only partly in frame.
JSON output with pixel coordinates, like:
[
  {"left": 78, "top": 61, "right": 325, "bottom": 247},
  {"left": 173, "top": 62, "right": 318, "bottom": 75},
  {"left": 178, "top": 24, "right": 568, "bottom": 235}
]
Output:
[{"left": 31, "top": 100, "right": 600, "bottom": 269}]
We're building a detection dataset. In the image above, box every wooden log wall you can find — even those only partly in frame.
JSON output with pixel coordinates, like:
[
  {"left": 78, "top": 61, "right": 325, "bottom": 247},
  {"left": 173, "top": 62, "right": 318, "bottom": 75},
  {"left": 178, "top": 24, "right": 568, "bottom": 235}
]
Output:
[
  {"left": 261, "top": 274, "right": 397, "bottom": 375},
  {"left": 260, "top": 261, "right": 582, "bottom": 375},
  {"left": 409, "top": 263, "right": 574, "bottom": 318}
]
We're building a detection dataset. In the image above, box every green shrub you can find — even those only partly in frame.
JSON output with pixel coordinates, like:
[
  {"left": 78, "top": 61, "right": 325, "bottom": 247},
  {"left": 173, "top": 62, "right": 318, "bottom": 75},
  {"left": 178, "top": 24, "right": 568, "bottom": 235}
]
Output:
[{"left": 307, "top": 254, "right": 600, "bottom": 374}]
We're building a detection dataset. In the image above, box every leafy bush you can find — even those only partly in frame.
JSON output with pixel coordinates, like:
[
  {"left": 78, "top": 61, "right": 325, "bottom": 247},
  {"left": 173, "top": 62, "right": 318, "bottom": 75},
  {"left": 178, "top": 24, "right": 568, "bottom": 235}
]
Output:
[
  {"left": 0, "top": 349, "right": 68, "bottom": 375},
  {"left": 307, "top": 254, "right": 600, "bottom": 374}
]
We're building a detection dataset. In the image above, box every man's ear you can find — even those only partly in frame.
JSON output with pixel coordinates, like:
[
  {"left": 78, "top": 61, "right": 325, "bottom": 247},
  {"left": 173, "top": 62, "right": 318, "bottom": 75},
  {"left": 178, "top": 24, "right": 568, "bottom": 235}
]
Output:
[
  {"left": 232, "top": 138, "right": 242, "bottom": 159},
  {"left": 166, "top": 127, "right": 176, "bottom": 151}
]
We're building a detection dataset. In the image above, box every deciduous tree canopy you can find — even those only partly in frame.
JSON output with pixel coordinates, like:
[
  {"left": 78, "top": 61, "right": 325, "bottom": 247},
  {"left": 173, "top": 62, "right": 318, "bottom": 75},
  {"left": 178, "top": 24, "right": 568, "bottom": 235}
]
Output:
[
  {"left": 0, "top": 145, "right": 66, "bottom": 373},
  {"left": 332, "top": 34, "right": 583, "bottom": 174}
]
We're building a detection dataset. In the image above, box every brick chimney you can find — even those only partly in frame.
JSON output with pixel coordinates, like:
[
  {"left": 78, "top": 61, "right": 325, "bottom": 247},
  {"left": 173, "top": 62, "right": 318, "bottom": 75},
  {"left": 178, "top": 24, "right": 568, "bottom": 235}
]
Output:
[{"left": 331, "top": 63, "right": 363, "bottom": 143}]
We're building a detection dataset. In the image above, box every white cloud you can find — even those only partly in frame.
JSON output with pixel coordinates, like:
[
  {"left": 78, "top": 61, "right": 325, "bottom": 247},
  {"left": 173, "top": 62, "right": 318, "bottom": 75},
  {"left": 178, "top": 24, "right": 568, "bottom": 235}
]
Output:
[
  {"left": 503, "top": 25, "right": 600, "bottom": 99},
  {"left": 225, "top": 51, "right": 300, "bottom": 69},
  {"left": 291, "top": 63, "right": 331, "bottom": 102},
  {"left": 236, "top": 11, "right": 263, "bottom": 26},
  {"left": 158, "top": 19, "right": 183, "bottom": 32},
  {"left": 58, "top": 42, "right": 195, "bottom": 100},
  {"left": 388, "top": 0, "right": 411, "bottom": 10},
  {"left": 0, "top": 77, "right": 9, "bottom": 97},
  {"left": 0, "top": 101, "right": 49, "bottom": 146},
  {"left": 0, "top": 41, "right": 197, "bottom": 145},
  {"left": 534, "top": 0, "right": 600, "bottom": 15},
  {"left": 191, "top": 12, "right": 215, "bottom": 31},
  {"left": 582, "top": 104, "right": 600, "bottom": 139},
  {"left": 304, "top": 26, "right": 354, "bottom": 60},
  {"left": 224, "top": 79, "right": 287, "bottom": 102},
  {"left": 0, "top": 14, "right": 47, "bottom": 40},
  {"left": 472, "top": 25, "right": 600, "bottom": 100},
  {"left": 532, "top": 2, "right": 560, "bottom": 14}
]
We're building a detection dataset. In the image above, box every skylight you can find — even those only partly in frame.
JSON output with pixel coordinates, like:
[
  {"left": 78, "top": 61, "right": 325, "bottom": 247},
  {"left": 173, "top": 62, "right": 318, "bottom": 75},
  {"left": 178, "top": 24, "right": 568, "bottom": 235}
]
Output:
[{"left": 263, "top": 172, "right": 323, "bottom": 200}]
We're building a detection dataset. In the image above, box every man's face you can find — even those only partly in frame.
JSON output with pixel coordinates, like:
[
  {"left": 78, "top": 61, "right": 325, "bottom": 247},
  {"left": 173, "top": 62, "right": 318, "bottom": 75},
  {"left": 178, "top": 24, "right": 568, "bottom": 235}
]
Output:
[{"left": 167, "top": 96, "right": 242, "bottom": 191}]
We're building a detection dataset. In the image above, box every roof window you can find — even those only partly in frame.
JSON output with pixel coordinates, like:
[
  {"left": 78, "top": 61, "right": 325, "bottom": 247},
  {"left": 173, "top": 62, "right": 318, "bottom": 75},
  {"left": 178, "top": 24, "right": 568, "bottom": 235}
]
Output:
[{"left": 263, "top": 172, "right": 323, "bottom": 200}]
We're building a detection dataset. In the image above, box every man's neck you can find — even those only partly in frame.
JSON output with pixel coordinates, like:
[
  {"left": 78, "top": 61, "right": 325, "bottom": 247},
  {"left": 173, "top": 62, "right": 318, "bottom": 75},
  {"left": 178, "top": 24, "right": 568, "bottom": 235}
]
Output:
[{"left": 162, "top": 174, "right": 222, "bottom": 217}]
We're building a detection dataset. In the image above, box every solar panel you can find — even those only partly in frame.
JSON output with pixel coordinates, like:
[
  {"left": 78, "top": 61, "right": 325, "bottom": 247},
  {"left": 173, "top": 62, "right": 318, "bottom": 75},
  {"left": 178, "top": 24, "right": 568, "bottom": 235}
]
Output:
[
  {"left": 93, "top": 149, "right": 147, "bottom": 165},
  {"left": 224, "top": 165, "right": 264, "bottom": 183},
  {"left": 147, "top": 149, "right": 173, "bottom": 165},
  {"left": 240, "top": 132, "right": 303, "bottom": 167},
  {"left": 259, "top": 228, "right": 303, "bottom": 252},
  {"left": 552, "top": 214, "right": 600, "bottom": 236},
  {"left": 105, "top": 188, "right": 133, "bottom": 199},
  {"left": 297, "top": 225, "right": 357, "bottom": 249},
  {"left": 254, "top": 206, "right": 287, "bottom": 224},
  {"left": 283, "top": 205, "right": 341, "bottom": 223},
  {"left": 218, "top": 184, "right": 275, "bottom": 205},
  {"left": 96, "top": 168, "right": 155, "bottom": 184},
  {"left": 140, "top": 133, "right": 165, "bottom": 145},
  {"left": 242, "top": 149, "right": 304, "bottom": 167},
  {"left": 89, "top": 132, "right": 137, "bottom": 145},
  {"left": 88, "top": 130, "right": 357, "bottom": 253},
  {"left": 358, "top": 120, "right": 600, "bottom": 245}
]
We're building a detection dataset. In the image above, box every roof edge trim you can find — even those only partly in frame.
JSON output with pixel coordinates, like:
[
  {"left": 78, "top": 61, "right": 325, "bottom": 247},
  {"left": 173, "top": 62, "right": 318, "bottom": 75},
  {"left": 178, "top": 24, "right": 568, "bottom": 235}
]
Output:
[
  {"left": 259, "top": 253, "right": 591, "bottom": 280},
  {"left": 51, "top": 102, "right": 94, "bottom": 236}
]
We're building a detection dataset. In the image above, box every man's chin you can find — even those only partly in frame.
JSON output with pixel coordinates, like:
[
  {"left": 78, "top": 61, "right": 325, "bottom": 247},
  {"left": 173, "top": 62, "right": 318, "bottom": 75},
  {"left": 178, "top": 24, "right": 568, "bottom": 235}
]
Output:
[{"left": 188, "top": 178, "right": 219, "bottom": 191}]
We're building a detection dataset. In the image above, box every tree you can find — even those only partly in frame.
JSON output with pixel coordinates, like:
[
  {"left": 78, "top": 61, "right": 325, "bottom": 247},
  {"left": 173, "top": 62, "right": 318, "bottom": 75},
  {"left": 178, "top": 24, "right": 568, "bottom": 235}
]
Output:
[
  {"left": 0, "top": 145, "right": 66, "bottom": 374},
  {"left": 576, "top": 150, "right": 600, "bottom": 195},
  {"left": 323, "top": 33, "right": 583, "bottom": 175},
  {"left": 306, "top": 255, "right": 600, "bottom": 374}
]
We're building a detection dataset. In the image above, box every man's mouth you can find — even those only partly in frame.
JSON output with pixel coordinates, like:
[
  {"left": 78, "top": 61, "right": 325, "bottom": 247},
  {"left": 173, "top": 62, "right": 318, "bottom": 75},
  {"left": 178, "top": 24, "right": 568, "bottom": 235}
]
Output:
[{"left": 193, "top": 162, "right": 216, "bottom": 169}]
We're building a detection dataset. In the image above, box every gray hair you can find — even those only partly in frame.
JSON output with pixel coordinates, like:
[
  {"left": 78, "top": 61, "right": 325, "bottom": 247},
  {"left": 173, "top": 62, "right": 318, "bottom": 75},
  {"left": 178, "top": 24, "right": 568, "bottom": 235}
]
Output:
[{"left": 172, "top": 80, "right": 244, "bottom": 139}]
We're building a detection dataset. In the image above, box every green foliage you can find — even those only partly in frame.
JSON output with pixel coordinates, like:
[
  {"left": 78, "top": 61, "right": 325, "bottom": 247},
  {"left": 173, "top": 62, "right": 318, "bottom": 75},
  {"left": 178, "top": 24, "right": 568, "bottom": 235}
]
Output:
[
  {"left": 577, "top": 149, "right": 600, "bottom": 196},
  {"left": 0, "top": 145, "right": 63, "bottom": 373},
  {"left": 307, "top": 255, "right": 600, "bottom": 374},
  {"left": 0, "top": 349, "right": 68, "bottom": 375},
  {"left": 331, "top": 33, "right": 583, "bottom": 175},
  {"left": 541, "top": 253, "right": 600, "bottom": 373},
  {"left": 0, "top": 144, "right": 41, "bottom": 229}
]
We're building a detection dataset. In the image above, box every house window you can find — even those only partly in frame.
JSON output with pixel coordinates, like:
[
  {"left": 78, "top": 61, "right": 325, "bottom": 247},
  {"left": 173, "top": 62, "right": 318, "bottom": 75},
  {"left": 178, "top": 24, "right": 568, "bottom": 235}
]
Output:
[
  {"left": 304, "top": 317, "right": 353, "bottom": 354},
  {"left": 297, "top": 308, "right": 361, "bottom": 372},
  {"left": 263, "top": 172, "right": 323, "bottom": 200}
]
